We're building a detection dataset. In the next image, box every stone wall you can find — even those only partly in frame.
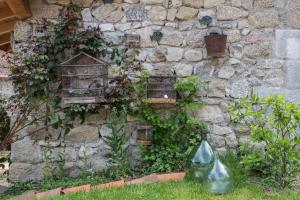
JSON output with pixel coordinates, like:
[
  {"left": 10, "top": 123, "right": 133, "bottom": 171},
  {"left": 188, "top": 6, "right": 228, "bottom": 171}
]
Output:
[{"left": 8, "top": 0, "right": 300, "bottom": 182}]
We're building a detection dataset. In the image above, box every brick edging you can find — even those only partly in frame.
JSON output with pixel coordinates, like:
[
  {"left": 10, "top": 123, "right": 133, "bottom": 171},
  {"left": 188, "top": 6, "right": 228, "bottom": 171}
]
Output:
[{"left": 32, "top": 172, "right": 186, "bottom": 199}]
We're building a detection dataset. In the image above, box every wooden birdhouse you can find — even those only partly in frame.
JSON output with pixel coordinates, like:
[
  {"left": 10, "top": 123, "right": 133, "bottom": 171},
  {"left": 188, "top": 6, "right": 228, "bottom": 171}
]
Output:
[
  {"left": 123, "top": 34, "right": 140, "bottom": 48},
  {"left": 136, "top": 125, "right": 153, "bottom": 146},
  {"left": 60, "top": 52, "right": 109, "bottom": 104},
  {"left": 145, "top": 76, "right": 177, "bottom": 104}
]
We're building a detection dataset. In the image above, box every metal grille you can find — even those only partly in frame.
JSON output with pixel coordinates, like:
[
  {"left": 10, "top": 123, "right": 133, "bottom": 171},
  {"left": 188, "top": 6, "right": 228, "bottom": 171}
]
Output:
[
  {"left": 60, "top": 52, "right": 108, "bottom": 104},
  {"left": 146, "top": 76, "right": 177, "bottom": 99}
]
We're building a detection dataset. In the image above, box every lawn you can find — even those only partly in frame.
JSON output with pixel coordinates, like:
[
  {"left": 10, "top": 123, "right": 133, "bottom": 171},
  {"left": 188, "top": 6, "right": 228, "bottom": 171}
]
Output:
[{"left": 46, "top": 181, "right": 300, "bottom": 200}]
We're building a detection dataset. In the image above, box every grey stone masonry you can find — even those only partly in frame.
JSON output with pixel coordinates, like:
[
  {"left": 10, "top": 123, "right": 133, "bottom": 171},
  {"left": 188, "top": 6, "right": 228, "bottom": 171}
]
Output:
[{"left": 8, "top": 0, "right": 300, "bottom": 182}]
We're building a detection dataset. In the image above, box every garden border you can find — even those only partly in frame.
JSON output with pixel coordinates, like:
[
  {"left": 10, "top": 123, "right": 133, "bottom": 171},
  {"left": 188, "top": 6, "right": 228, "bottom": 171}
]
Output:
[{"left": 11, "top": 172, "right": 186, "bottom": 200}]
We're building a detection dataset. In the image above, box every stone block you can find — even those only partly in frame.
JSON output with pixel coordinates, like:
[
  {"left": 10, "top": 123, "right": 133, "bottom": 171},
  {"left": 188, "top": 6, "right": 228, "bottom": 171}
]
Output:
[
  {"left": 81, "top": 8, "right": 93, "bottom": 22},
  {"left": 11, "top": 137, "right": 42, "bottom": 164},
  {"left": 184, "top": 49, "right": 202, "bottom": 62},
  {"left": 167, "top": 9, "right": 177, "bottom": 21},
  {"left": 103, "top": 32, "right": 124, "bottom": 45},
  {"left": 208, "top": 80, "right": 226, "bottom": 98},
  {"left": 253, "top": 0, "right": 273, "bottom": 8},
  {"left": 204, "top": 0, "right": 225, "bottom": 8},
  {"left": 100, "top": 124, "right": 112, "bottom": 138},
  {"left": 208, "top": 134, "right": 225, "bottom": 148},
  {"left": 176, "top": 6, "right": 199, "bottom": 20},
  {"left": 242, "top": 0, "right": 253, "bottom": 10},
  {"left": 196, "top": 105, "right": 224, "bottom": 123},
  {"left": 140, "top": 0, "right": 164, "bottom": 4},
  {"left": 72, "top": 0, "right": 93, "bottom": 7},
  {"left": 231, "top": 0, "right": 241, "bottom": 7},
  {"left": 136, "top": 27, "right": 158, "bottom": 47},
  {"left": 30, "top": 0, "right": 62, "bottom": 19},
  {"left": 9, "top": 163, "right": 43, "bottom": 183},
  {"left": 85, "top": 112, "right": 107, "bottom": 125},
  {"left": 211, "top": 125, "right": 233, "bottom": 136},
  {"left": 147, "top": 47, "right": 167, "bottom": 63},
  {"left": 78, "top": 145, "right": 98, "bottom": 158},
  {"left": 224, "top": 30, "right": 241, "bottom": 43},
  {"left": 99, "top": 24, "right": 115, "bottom": 32},
  {"left": 227, "top": 80, "right": 250, "bottom": 98},
  {"left": 225, "top": 133, "right": 238, "bottom": 148},
  {"left": 217, "top": 6, "right": 248, "bottom": 20},
  {"left": 287, "top": 60, "right": 300, "bottom": 89},
  {"left": 229, "top": 44, "right": 243, "bottom": 59},
  {"left": 91, "top": 157, "right": 108, "bottom": 171},
  {"left": 148, "top": 6, "right": 167, "bottom": 21},
  {"left": 166, "top": 47, "right": 184, "bottom": 62},
  {"left": 125, "top": 4, "right": 147, "bottom": 22},
  {"left": 238, "top": 20, "right": 249, "bottom": 29},
  {"left": 184, "top": 30, "right": 207, "bottom": 48},
  {"left": 92, "top": 4, "right": 124, "bottom": 23},
  {"left": 244, "top": 42, "right": 271, "bottom": 58},
  {"left": 66, "top": 125, "right": 99, "bottom": 143},
  {"left": 115, "top": 23, "right": 131, "bottom": 31},
  {"left": 287, "top": 0, "right": 300, "bottom": 28},
  {"left": 179, "top": 20, "right": 206, "bottom": 31},
  {"left": 173, "top": 63, "right": 194, "bottom": 76},
  {"left": 245, "top": 31, "right": 273, "bottom": 44},
  {"left": 183, "top": 0, "right": 204, "bottom": 8},
  {"left": 263, "top": 69, "right": 284, "bottom": 87},
  {"left": 249, "top": 10, "right": 279, "bottom": 28},
  {"left": 159, "top": 28, "right": 183, "bottom": 47},
  {"left": 275, "top": 30, "right": 300, "bottom": 59},
  {"left": 241, "top": 28, "right": 251, "bottom": 36},
  {"left": 218, "top": 66, "right": 235, "bottom": 79},
  {"left": 13, "top": 21, "right": 32, "bottom": 42}
]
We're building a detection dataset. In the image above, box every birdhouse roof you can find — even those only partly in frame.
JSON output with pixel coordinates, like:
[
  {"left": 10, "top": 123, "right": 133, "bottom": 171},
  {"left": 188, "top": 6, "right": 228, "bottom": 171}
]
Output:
[{"left": 60, "top": 52, "right": 108, "bottom": 66}]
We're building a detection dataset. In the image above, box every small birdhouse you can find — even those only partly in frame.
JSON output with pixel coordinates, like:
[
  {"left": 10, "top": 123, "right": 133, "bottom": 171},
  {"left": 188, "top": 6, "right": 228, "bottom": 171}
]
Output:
[
  {"left": 123, "top": 34, "right": 141, "bottom": 48},
  {"left": 60, "top": 52, "right": 109, "bottom": 104},
  {"left": 145, "top": 76, "right": 177, "bottom": 104},
  {"left": 136, "top": 125, "right": 153, "bottom": 146},
  {"left": 205, "top": 28, "right": 227, "bottom": 57}
]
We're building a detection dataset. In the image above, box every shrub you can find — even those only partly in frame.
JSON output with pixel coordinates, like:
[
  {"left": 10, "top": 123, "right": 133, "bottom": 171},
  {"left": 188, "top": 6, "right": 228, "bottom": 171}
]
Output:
[
  {"left": 229, "top": 95, "right": 300, "bottom": 188},
  {"left": 103, "top": 107, "right": 130, "bottom": 179}
]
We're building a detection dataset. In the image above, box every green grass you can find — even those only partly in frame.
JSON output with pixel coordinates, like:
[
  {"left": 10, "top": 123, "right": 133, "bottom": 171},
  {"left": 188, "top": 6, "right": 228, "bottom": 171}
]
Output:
[
  {"left": 0, "top": 173, "right": 111, "bottom": 200},
  {"left": 46, "top": 181, "right": 300, "bottom": 200}
]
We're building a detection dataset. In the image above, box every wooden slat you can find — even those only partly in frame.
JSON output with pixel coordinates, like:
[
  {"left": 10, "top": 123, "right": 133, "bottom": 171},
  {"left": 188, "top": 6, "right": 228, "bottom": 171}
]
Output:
[
  {"left": 0, "top": 6, "right": 13, "bottom": 18},
  {"left": 0, "top": 43, "right": 10, "bottom": 51},
  {"left": 0, "top": 19, "right": 16, "bottom": 35},
  {"left": 0, "top": 1, "right": 6, "bottom": 8},
  {"left": 5, "top": 0, "right": 31, "bottom": 19},
  {"left": 144, "top": 98, "right": 177, "bottom": 104},
  {"left": 0, "top": 32, "right": 10, "bottom": 45},
  {"left": 0, "top": 15, "right": 16, "bottom": 23}
]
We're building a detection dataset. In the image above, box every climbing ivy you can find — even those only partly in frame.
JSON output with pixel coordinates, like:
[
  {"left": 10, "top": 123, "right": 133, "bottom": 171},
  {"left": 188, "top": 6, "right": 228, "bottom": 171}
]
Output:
[
  {"left": 136, "top": 75, "right": 208, "bottom": 173},
  {"left": 0, "top": 4, "right": 141, "bottom": 150}
]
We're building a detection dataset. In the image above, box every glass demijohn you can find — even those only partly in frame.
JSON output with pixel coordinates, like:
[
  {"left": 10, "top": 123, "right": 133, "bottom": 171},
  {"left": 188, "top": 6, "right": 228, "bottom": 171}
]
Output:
[
  {"left": 205, "top": 155, "right": 234, "bottom": 194},
  {"left": 191, "top": 140, "right": 214, "bottom": 182}
]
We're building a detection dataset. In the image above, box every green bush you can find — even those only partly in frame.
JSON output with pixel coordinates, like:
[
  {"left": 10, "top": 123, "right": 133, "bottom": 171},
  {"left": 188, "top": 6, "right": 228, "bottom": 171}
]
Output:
[
  {"left": 229, "top": 95, "right": 300, "bottom": 188},
  {"left": 138, "top": 75, "right": 206, "bottom": 174}
]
